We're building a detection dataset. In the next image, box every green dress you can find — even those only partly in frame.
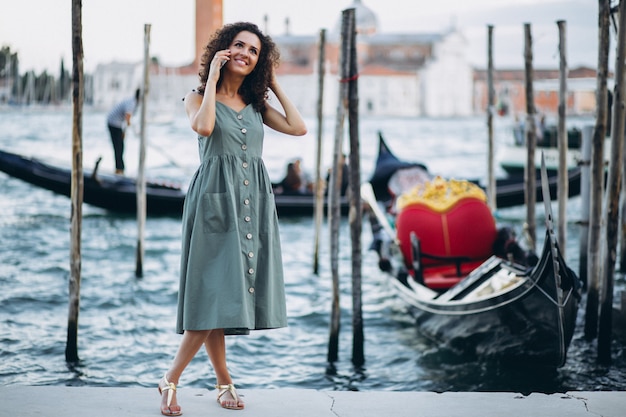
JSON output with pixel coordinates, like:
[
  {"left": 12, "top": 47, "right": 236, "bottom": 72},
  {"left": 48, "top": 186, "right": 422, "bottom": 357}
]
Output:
[{"left": 176, "top": 101, "right": 287, "bottom": 335}]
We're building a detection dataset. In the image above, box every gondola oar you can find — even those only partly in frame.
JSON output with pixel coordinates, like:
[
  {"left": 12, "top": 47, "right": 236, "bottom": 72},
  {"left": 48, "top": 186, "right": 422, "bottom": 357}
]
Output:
[
  {"left": 540, "top": 151, "right": 562, "bottom": 289},
  {"left": 540, "top": 151, "right": 567, "bottom": 365},
  {"left": 361, "top": 182, "right": 397, "bottom": 243},
  {"left": 129, "top": 127, "right": 192, "bottom": 174}
]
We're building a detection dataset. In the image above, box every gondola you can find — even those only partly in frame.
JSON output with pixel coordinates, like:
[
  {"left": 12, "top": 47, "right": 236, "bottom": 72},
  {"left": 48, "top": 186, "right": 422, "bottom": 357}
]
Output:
[
  {"left": 499, "top": 123, "right": 586, "bottom": 175},
  {"left": 362, "top": 153, "right": 582, "bottom": 367},
  {"left": 499, "top": 122, "right": 609, "bottom": 177},
  {"left": 0, "top": 149, "right": 348, "bottom": 217},
  {"left": 368, "top": 132, "right": 582, "bottom": 210}
]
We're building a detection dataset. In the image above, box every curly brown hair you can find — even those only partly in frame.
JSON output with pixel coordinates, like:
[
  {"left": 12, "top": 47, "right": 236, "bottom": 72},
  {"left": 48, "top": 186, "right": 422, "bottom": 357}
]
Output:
[{"left": 196, "top": 22, "right": 279, "bottom": 112}]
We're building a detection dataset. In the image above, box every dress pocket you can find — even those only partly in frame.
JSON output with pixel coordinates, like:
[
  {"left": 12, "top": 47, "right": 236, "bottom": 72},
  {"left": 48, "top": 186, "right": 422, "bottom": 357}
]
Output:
[
  {"left": 259, "top": 193, "right": 277, "bottom": 235},
  {"left": 201, "top": 192, "right": 235, "bottom": 234}
]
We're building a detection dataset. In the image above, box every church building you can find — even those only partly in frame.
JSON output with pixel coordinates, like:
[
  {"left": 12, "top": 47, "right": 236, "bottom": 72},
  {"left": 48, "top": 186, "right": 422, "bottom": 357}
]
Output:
[
  {"left": 91, "top": 1, "right": 602, "bottom": 118},
  {"left": 92, "top": 0, "right": 474, "bottom": 118}
]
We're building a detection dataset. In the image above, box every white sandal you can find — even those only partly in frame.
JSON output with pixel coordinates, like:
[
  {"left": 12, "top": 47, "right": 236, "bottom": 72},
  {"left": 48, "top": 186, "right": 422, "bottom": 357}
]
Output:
[
  {"left": 158, "top": 373, "right": 182, "bottom": 416},
  {"left": 215, "top": 383, "right": 244, "bottom": 410}
]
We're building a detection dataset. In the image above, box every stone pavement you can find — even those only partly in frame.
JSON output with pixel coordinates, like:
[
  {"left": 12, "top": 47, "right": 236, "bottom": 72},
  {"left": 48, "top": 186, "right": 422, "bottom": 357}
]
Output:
[{"left": 2, "top": 386, "right": 625, "bottom": 416}]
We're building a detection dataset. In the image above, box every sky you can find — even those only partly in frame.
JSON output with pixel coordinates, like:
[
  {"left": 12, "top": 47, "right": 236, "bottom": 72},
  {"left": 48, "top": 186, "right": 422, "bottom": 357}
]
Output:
[{"left": 0, "top": 0, "right": 606, "bottom": 74}]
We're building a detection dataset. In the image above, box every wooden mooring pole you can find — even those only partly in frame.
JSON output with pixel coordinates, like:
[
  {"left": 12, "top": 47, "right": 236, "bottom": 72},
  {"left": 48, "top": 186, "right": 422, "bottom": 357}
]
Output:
[
  {"left": 135, "top": 23, "right": 151, "bottom": 278},
  {"left": 486, "top": 25, "right": 496, "bottom": 212},
  {"left": 523, "top": 23, "right": 537, "bottom": 251},
  {"left": 556, "top": 20, "right": 568, "bottom": 257},
  {"left": 585, "top": 0, "right": 611, "bottom": 341},
  {"left": 327, "top": 9, "right": 353, "bottom": 366},
  {"left": 313, "top": 29, "right": 326, "bottom": 276},
  {"left": 598, "top": 0, "right": 626, "bottom": 364},
  {"left": 346, "top": 9, "right": 364, "bottom": 367},
  {"left": 66, "top": 0, "right": 84, "bottom": 364},
  {"left": 578, "top": 125, "right": 593, "bottom": 288}
]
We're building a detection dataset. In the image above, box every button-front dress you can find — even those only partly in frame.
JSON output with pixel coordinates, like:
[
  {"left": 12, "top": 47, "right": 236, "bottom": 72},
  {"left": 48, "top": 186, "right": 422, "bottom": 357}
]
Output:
[{"left": 176, "top": 101, "right": 287, "bottom": 335}]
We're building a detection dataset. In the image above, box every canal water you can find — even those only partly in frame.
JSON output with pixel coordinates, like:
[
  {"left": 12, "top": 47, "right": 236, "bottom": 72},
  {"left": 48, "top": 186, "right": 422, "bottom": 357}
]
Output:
[{"left": 1, "top": 108, "right": 625, "bottom": 393}]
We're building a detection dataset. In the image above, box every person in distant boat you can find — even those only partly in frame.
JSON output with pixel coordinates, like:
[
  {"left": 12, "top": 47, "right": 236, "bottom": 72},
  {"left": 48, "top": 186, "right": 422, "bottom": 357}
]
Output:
[
  {"left": 157, "top": 22, "right": 306, "bottom": 416},
  {"left": 278, "top": 161, "right": 303, "bottom": 194},
  {"left": 278, "top": 158, "right": 311, "bottom": 194},
  {"left": 536, "top": 113, "right": 546, "bottom": 145},
  {"left": 513, "top": 115, "right": 524, "bottom": 145},
  {"left": 106, "top": 88, "right": 141, "bottom": 175}
]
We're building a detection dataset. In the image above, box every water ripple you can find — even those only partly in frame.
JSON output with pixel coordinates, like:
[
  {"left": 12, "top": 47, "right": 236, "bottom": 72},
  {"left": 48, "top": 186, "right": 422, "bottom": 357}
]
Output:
[{"left": 1, "top": 110, "right": 624, "bottom": 392}]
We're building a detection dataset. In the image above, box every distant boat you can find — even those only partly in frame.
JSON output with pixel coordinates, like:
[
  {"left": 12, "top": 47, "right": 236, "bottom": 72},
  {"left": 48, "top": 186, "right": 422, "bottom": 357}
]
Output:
[
  {"left": 499, "top": 123, "right": 608, "bottom": 176},
  {"left": 0, "top": 149, "right": 185, "bottom": 216},
  {"left": 368, "top": 132, "right": 582, "bottom": 210},
  {"left": 0, "top": 149, "right": 348, "bottom": 217}
]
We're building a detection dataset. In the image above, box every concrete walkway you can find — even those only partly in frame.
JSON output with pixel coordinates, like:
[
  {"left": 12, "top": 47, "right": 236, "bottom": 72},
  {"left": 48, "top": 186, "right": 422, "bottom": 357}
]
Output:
[{"left": 2, "top": 386, "right": 625, "bottom": 417}]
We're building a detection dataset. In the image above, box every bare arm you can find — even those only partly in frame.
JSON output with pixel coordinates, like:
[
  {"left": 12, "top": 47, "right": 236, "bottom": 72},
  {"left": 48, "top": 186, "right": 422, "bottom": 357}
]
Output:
[
  {"left": 262, "top": 72, "right": 307, "bottom": 136},
  {"left": 184, "top": 89, "right": 215, "bottom": 137},
  {"left": 185, "top": 50, "right": 230, "bottom": 136}
]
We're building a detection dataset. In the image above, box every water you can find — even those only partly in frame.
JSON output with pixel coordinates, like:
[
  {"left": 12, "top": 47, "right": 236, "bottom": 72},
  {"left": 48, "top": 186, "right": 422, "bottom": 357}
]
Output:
[{"left": 1, "top": 108, "right": 625, "bottom": 393}]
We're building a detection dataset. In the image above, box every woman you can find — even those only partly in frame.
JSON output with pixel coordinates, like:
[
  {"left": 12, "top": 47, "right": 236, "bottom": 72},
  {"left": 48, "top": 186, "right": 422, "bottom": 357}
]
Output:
[{"left": 158, "top": 22, "right": 306, "bottom": 416}]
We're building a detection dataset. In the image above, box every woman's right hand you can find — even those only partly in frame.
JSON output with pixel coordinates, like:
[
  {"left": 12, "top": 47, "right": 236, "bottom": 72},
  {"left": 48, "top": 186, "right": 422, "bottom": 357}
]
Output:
[{"left": 208, "top": 49, "right": 231, "bottom": 83}]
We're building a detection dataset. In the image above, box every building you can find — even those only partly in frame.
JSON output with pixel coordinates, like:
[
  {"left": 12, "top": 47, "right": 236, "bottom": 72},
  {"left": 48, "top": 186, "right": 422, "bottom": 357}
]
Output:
[
  {"left": 268, "top": 0, "right": 474, "bottom": 117},
  {"left": 92, "top": 0, "right": 474, "bottom": 117},
  {"left": 91, "top": 0, "right": 600, "bottom": 118},
  {"left": 92, "top": 61, "right": 142, "bottom": 110},
  {"left": 473, "top": 66, "right": 601, "bottom": 117},
  {"left": 91, "top": 0, "right": 222, "bottom": 111},
  {"left": 272, "top": 25, "right": 473, "bottom": 117}
]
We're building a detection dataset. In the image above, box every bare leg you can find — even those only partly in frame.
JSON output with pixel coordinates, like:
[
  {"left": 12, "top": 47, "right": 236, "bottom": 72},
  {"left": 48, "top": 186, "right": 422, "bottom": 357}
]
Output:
[
  {"left": 159, "top": 330, "right": 210, "bottom": 415},
  {"left": 205, "top": 329, "right": 244, "bottom": 409}
]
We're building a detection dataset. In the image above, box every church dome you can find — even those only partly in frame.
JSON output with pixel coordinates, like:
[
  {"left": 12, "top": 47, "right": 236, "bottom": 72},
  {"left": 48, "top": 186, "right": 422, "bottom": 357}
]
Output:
[{"left": 333, "top": 0, "right": 379, "bottom": 36}]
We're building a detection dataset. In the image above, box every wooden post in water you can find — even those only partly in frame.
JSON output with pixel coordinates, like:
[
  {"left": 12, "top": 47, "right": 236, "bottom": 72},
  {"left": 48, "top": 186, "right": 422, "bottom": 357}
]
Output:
[
  {"left": 556, "top": 20, "right": 568, "bottom": 257},
  {"left": 345, "top": 8, "right": 364, "bottom": 368},
  {"left": 578, "top": 125, "right": 593, "bottom": 289},
  {"left": 327, "top": 9, "right": 353, "bottom": 366},
  {"left": 523, "top": 23, "right": 537, "bottom": 251},
  {"left": 486, "top": 25, "right": 496, "bottom": 212},
  {"left": 585, "top": 0, "right": 611, "bottom": 340},
  {"left": 66, "top": 0, "right": 84, "bottom": 364},
  {"left": 313, "top": 29, "right": 326, "bottom": 276},
  {"left": 135, "top": 24, "right": 151, "bottom": 278},
  {"left": 598, "top": 0, "right": 626, "bottom": 364},
  {"left": 621, "top": 11, "right": 626, "bottom": 276}
]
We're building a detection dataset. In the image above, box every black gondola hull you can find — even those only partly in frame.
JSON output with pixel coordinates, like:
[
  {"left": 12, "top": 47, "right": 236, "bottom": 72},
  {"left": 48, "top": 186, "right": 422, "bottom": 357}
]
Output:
[
  {"left": 0, "top": 149, "right": 348, "bottom": 217},
  {"left": 389, "top": 231, "right": 580, "bottom": 367},
  {"left": 365, "top": 134, "right": 581, "bottom": 367},
  {"left": 0, "top": 150, "right": 185, "bottom": 216}
]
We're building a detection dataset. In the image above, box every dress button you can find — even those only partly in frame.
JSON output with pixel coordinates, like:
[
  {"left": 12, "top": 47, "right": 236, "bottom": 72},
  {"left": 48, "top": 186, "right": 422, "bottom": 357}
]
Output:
[
  {"left": 248, "top": 287, "right": 255, "bottom": 294},
  {"left": 243, "top": 179, "right": 250, "bottom": 186},
  {"left": 244, "top": 216, "right": 251, "bottom": 222},
  {"left": 248, "top": 268, "right": 254, "bottom": 274},
  {"left": 248, "top": 251, "right": 254, "bottom": 258},
  {"left": 246, "top": 233, "right": 253, "bottom": 240},
  {"left": 242, "top": 162, "right": 248, "bottom": 168},
  {"left": 244, "top": 198, "right": 250, "bottom": 205},
  {"left": 237, "top": 114, "right": 243, "bottom": 120},
  {"left": 241, "top": 128, "right": 247, "bottom": 134},
  {"left": 242, "top": 144, "right": 247, "bottom": 150}
]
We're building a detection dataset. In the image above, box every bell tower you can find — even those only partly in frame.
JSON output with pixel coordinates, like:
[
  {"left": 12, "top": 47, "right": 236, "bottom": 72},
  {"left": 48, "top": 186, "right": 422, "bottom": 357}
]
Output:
[{"left": 195, "top": 0, "right": 224, "bottom": 70}]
